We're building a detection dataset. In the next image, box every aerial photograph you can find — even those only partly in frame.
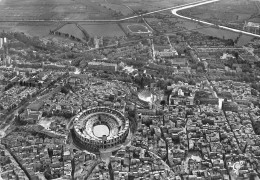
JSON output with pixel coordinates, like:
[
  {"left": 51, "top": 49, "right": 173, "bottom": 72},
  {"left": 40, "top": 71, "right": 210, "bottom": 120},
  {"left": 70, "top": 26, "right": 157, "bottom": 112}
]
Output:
[{"left": 1, "top": 0, "right": 260, "bottom": 179}]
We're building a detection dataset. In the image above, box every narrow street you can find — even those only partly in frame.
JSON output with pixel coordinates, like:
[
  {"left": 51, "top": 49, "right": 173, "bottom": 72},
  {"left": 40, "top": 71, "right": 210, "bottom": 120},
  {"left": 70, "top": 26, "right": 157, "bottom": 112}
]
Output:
[
  {"left": 222, "top": 111, "right": 242, "bottom": 152},
  {"left": 160, "top": 114, "right": 169, "bottom": 165}
]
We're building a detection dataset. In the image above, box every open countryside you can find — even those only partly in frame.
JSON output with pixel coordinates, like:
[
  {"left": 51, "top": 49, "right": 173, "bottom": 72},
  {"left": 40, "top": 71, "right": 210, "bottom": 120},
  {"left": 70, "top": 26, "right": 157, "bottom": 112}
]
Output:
[
  {"left": 178, "top": 0, "right": 259, "bottom": 32},
  {"left": 0, "top": 0, "right": 208, "bottom": 39},
  {"left": 176, "top": 19, "right": 254, "bottom": 46},
  {"left": 107, "top": 0, "right": 201, "bottom": 12}
]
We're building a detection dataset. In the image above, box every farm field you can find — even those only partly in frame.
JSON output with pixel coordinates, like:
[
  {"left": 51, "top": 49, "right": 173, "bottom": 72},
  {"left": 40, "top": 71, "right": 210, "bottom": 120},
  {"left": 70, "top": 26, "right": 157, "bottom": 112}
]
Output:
[
  {"left": 0, "top": 22, "right": 58, "bottom": 37},
  {"left": 79, "top": 23, "right": 125, "bottom": 37},
  {"left": 107, "top": 0, "right": 201, "bottom": 12},
  {"left": 10, "top": 24, "right": 57, "bottom": 37},
  {"left": 0, "top": 0, "right": 116, "bottom": 20},
  {"left": 99, "top": 3, "right": 133, "bottom": 16},
  {"left": 0, "top": 0, "right": 121, "bottom": 38},
  {"left": 178, "top": 0, "right": 258, "bottom": 29},
  {"left": 58, "top": 24, "right": 85, "bottom": 41},
  {"left": 176, "top": 19, "right": 254, "bottom": 46}
]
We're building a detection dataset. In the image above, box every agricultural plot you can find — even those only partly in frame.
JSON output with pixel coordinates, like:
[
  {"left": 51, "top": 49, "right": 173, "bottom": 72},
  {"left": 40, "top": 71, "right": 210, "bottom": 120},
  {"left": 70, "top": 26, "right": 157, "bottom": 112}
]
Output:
[
  {"left": 107, "top": 0, "right": 200, "bottom": 12},
  {"left": 176, "top": 19, "right": 253, "bottom": 46},
  {"left": 0, "top": 0, "right": 115, "bottom": 20},
  {"left": 0, "top": 21, "right": 58, "bottom": 37},
  {"left": 79, "top": 23, "right": 125, "bottom": 37},
  {"left": 0, "top": 0, "right": 118, "bottom": 37},
  {"left": 0, "top": 22, "right": 19, "bottom": 33},
  {"left": 10, "top": 23, "right": 58, "bottom": 37},
  {"left": 178, "top": 0, "right": 258, "bottom": 29},
  {"left": 58, "top": 24, "right": 85, "bottom": 41},
  {"left": 100, "top": 3, "right": 133, "bottom": 16}
]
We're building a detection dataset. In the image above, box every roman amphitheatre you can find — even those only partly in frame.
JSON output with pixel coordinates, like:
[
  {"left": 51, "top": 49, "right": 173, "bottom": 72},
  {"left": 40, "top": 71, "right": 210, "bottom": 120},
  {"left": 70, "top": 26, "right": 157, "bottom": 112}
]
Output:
[{"left": 71, "top": 106, "right": 130, "bottom": 152}]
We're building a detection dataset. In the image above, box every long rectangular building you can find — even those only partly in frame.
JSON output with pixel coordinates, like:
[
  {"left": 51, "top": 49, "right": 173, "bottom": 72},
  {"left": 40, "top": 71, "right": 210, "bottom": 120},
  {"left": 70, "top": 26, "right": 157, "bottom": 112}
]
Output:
[{"left": 88, "top": 61, "right": 118, "bottom": 72}]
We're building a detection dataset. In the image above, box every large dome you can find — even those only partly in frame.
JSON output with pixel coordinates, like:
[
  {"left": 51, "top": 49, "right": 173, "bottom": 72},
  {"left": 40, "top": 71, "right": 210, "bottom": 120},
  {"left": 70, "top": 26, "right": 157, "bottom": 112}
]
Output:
[{"left": 138, "top": 90, "right": 153, "bottom": 103}]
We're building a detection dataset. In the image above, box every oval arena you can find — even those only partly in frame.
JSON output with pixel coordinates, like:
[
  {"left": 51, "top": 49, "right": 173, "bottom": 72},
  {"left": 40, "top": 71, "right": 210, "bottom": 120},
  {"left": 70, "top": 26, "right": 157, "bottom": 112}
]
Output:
[{"left": 72, "top": 107, "right": 130, "bottom": 151}]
